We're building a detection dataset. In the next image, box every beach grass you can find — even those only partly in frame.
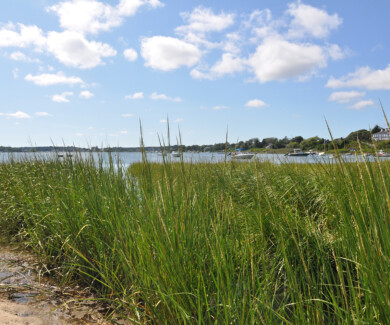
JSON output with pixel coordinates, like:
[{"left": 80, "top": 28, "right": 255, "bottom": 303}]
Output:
[{"left": 0, "top": 150, "right": 389, "bottom": 323}]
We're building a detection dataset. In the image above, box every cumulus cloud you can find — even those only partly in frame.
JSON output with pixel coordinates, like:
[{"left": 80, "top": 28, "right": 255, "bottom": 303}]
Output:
[
  {"left": 46, "top": 31, "right": 116, "bottom": 69},
  {"left": 247, "top": 9, "right": 275, "bottom": 40},
  {"left": 212, "top": 53, "right": 244, "bottom": 75},
  {"left": 0, "top": 23, "right": 46, "bottom": 49},
  {"left": 174, "top": 7, "right": 235, "bottom": 51},
  {"left": 35, "top": 112, "right": 52, "bottom": 116},
  {"left": 326, "top": 44, "right": 348, "bottom": 61},
  {"left": 191, "top": 53, "right": 245, "bottom": 80},
  {"left": 3, "top": 111, "right": 32, "bottom": 119},
  {"left": 52, "top": 92, "right": 74, "bottom": 103},
  {"left": 123, "top": 48, "right": 138, "bottom": 61},
  {"left": 286, "top": 2, "right": 342, "bottom": 39},
  {"left": 213, "top": 105, "right": 228, "bottom": 110},
  {"left": 48, "top": 0, "right": 164, "bottom": 35},
  {"left": 9, "top": 51, "right": 40, "bottom": 62},
  {"left": 248, "top": 37, "right": 326, "bottom": 83},
  {"left": 25, "top": 72, "right": 83, "bottom": 86},
  {"left": 121, "top": 113, "right": 133, "bottom": 117},
  {"left": 176, "top": 7, "right": 234, "bottom": 37},
  {"left": 160, "top": 119, "right": 167, "bottom": 123},
  {"left": 245, "top": 99, "right": 267, "bottom": 108},
  {"left": 125, "top": 92, "right": 144, "bottom": 99},
  {"left": 328, "top": 91, "right": 365, "bottom": 103},
  {"left": 150, "top": 92, "right": 182, "bottom": 102},
  {"left": 80, "top": 90, "right": 94, "bottom": 98},
  {"left": 326, "top": 65, "right": 390, "bottom": 90},
  {"left": 349, "top": 100, "right": 374, "bottom": 110},
  {"left": 174, "top": 118, "right": 183, "bottom": 123},
  {"left": 141, "top": 36, "right": 201, "bottom": 71},
  {"left": 120, "top": 130, "right": 128, "bottom": 134}
]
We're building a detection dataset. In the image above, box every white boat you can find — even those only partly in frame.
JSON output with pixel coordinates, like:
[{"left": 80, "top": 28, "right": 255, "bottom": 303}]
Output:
[
  {"left": 318, "top": 140, "right": 327, "bottom": 156},
  {"left": 377, "top": 150, "right": 390, "bottom": 157},
  {"left": 171, "top": 151, "right": 181, "bottom": 157},
  {"left": 232, "top": 153, "right": 254, "bottom": 160},
  {"left": 285, "top": 149, "right": 309, "bottom": 157}
]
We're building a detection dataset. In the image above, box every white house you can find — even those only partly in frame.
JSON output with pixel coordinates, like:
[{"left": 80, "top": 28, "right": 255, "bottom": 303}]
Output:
[{"left": 373, "top": 128, "right": 390, "bottom": 141}]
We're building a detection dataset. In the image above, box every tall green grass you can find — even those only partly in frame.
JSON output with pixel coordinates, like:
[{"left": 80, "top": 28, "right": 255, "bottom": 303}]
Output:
[{"left": 0, "top": 150, "right": 389, "bottom": 323}]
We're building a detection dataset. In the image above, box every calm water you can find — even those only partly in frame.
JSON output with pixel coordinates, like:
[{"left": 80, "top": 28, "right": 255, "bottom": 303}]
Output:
[{"left": 0, "top": 151, "right": 383, "bottom": 167}]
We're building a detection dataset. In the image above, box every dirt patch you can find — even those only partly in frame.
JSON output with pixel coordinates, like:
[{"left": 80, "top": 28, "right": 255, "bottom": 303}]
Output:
[{"left": 0, "top": 243, "right": 125, "bottom": 324}]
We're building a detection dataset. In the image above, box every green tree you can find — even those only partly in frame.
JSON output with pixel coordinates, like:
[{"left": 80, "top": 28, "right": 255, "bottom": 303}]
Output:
[
  {"left": 372, "top": 125, "right": 382, "bottom": 134},
  {"left": 291, "top": 136, "right": 304, "bottom": 144},
  {"left": 345, "top": 129, "right": 371, "bottom": 143},
  {"left": 300, "top": 136, "right": 322, "bottom": 150}
]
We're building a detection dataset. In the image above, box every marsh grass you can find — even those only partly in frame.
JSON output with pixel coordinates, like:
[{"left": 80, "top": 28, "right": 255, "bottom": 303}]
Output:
[{"left": 0, "top": 145, "right": 389, "bottom": 323}]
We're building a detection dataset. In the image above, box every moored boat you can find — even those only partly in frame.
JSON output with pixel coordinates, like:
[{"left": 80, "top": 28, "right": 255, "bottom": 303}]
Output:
[
  {"left": 232, "top": 153, "right": 254, "bottom": 160},
  {"left": 171, "top": 151, "right": 181, "bottom": 157},
  {"left": 377, "top": 150, "right": 390, "bottom": 157},
  {"left": 231, "top": 148, "right": 254, "bottom": 160},
  {"left": 285, "top": 149, "right": 309, "bottom": 157}
]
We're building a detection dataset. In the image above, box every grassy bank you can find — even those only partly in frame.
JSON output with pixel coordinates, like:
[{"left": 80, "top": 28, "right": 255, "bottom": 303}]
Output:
[{"left": 0, "top": 152, "right": 389, "bottom": 323}]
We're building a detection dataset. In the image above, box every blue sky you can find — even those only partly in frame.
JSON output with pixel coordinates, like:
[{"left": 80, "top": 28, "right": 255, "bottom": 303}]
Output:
[{"left": 1, "top": 0, "right": 390, "bottom": 147}]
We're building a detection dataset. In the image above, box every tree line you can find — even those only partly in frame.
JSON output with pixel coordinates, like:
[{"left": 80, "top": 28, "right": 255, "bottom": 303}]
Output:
[{"left": 184, "top": 125, "right": 387, "bottom": 152}]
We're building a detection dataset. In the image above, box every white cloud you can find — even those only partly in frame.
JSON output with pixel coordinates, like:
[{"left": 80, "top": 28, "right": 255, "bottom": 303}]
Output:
[
  {"left": 12, "top": 68, "right": 19, "bottom": 79},
  {"left": 9, "top": 51, "right": 39, "bottom": 62},
  {"left": 212, "top": 53, "right": 244, "bottom": 75},
  {"left": 10, "top": 51, "right": 26, "bottom": 60},
  {"left": 326, "top": 65, "right": 390, "bottom": 90},
  {"left": 35, "top": 111, "right": 52, "bottom": 116},
  {"left": 52, "top": 92, "right": 74, "bottom": 103},
  {"left": 248, "top": 37, "right": 326, "bottom": 83},
  {"left": 328, "top": 91, "right": 365, "bottom": 103},
  {"left": 121, "top": 113, "right": 133, "bottom": 117},
  {"left": 245, "top": 99, "right": 267, "bottom": 108},
  {"left": 48, "top": 0, "right": 119, "bottom": 35},
  {"left": 25, "top": 72, "right": 83, "bottom": 86},
  {"left": 46, "top": 31, "right": 116, "bottom": 69},
  {"left": 123, "top": 48, "right": 138, "bottom": 61},
  {"left": 176, "top": 7, "right": 234, "bottom": 36},
  {"left": 4, "top": 111, "right": 32, "bottom": 119},
  {"left": 48, "top": 0, "right": 163, "bottom": 36},
  {"left": 75, "top": 132, "right": 84, "bottom": 136},
  {"left": 349, "top": 100, "right": 374, "bottom": 110},
  {"left": 287, "top": 2, "right": 342, "bottom": 39},
  {"left": 160, "top": 119, "right": 167, "bottom": 123},
  {"left": 326, "top": 44, "right": 348, "bottom": 61},
  {"left": 80, "top": 90, "right": 94, "bottom": 98},
  {"left": 175, "top": 7, "right": 235, "bottom": 51},
  {"left": 174, "top": 118, "right": 183, "bottom": 123},
  {"left": 191, "top": 53, "right": 245, "bottom": 80},
  {"left": 213, "top": 105, "right": 228, "bottom": 110},
  {"left": 120, "top": 130, "right": 128, "bottom": 134},
  {"left": 141, "top": 36, "right": 201, "bottom": 71},
  {"left": 0, "top": 23, "right": 46, "bottom": 49},
  {"left": 150, "top": 92, "right": 182, "bottom": 102},
  {"left": 125, "top": 92, "right": 144, "bottom": 99}
]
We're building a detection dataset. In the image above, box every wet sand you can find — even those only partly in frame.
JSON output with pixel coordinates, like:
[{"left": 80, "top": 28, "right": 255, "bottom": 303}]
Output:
[{"left": 0, "top": 243, "right": 115, "bottom": 324}]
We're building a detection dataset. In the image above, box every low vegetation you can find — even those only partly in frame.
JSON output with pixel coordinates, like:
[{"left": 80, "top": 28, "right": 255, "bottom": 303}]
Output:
[{"left": 0, "top": 145, "right": 389, "bottom": 323}]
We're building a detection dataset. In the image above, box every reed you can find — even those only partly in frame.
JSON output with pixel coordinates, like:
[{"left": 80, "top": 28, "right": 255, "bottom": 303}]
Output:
[{"left": 0, "top": 149, "right": 389, "bottom": 323}]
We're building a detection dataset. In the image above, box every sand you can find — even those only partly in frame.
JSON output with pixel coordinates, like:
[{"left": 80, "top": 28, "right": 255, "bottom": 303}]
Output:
[{"left": 0, "top": 243, "right": 112, "bottom": 324}]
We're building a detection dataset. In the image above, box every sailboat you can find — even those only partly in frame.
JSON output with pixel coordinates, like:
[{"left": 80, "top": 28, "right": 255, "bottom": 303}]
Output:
[{"left": 318, "top": 140, "right": 326, "bottom": 156}]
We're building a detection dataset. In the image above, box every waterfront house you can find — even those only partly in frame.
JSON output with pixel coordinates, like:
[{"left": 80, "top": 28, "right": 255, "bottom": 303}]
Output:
[{"left": 373, "top": 128, "right": 390, "bottom": 141}]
